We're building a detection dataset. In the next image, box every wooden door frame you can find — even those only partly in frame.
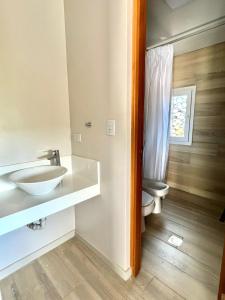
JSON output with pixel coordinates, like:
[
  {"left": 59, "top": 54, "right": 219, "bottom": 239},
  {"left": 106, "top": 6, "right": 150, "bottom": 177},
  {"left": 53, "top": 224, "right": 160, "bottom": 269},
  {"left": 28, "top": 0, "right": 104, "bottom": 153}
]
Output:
[
  {"left": 130, "top": 0, "right": 147, "bottom": 277},
  {"left": 219, "top": 238, "right": 225, "bottom": 299}
]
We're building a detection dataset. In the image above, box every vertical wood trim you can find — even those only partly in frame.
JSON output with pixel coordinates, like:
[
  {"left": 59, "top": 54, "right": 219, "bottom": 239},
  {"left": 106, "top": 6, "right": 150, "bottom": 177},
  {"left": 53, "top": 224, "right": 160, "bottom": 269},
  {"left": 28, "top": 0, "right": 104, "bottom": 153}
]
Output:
[
  {"left": 219, "top": 236, "right": 225, "bottom": 299},
  {"left": 130, "top": 0, "right": 146, "bottom": 277}
]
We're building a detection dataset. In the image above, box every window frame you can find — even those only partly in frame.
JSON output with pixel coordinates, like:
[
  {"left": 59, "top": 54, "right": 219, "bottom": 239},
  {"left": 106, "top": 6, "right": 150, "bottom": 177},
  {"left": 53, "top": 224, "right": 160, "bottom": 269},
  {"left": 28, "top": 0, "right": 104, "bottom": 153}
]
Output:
[{"left": 169, "top": 85, "right": 196, "bottom": 146}]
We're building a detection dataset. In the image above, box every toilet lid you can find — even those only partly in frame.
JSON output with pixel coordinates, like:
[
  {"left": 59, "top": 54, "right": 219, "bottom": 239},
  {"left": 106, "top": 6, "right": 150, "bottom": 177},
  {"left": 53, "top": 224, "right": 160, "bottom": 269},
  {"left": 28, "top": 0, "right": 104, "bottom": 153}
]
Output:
[{"left": 142, "top": 191, "right": 154, "bottom": 207}]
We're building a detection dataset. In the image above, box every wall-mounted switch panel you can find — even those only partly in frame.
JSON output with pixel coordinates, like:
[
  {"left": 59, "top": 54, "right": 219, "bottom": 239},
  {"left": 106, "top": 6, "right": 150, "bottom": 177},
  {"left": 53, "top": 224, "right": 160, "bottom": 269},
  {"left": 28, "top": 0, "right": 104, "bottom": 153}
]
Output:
[
  {"left": 106, "top": 120, "right": 116, "bottom": 136},
  {"left": 72, "top": 133, "right": 82, "bottom": 143}
]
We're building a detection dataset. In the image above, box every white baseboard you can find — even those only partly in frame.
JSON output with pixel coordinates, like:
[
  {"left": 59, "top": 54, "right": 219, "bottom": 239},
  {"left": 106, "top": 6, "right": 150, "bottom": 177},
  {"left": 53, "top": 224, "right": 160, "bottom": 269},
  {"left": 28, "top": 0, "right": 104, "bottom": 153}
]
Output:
[
  {"left": 75, "top": 232, "right": 132, "bottom": 281},
  {"left": 0, "top": 230, "right": 75, "bottom": 280}
]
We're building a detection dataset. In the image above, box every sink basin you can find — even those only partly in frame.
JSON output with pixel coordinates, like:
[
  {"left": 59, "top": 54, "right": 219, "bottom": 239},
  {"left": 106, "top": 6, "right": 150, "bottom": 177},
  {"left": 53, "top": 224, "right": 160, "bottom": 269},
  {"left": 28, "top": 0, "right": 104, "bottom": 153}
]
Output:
[{"left": 9, "top": 166, "right": 67, "bottom": 196}]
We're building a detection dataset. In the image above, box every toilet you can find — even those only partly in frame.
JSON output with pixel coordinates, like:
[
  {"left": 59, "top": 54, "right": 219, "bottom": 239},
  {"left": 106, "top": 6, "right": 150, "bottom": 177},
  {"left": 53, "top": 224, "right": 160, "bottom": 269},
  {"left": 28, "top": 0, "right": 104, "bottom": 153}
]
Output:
[
  {"left": 142, "top": 178, "right": 169, "bottom": 232},
  {"left": 142, "top": 190, "right": 155, "bottom": 232}
]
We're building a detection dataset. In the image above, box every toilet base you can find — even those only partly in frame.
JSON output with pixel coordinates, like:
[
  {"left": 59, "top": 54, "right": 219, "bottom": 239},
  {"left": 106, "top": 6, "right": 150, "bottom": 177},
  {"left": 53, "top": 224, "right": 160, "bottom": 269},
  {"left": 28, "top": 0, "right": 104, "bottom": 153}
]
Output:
[
  {"left": 142, "top": 197, "right": 163, "bottom": 232},
  {"left": 152, "top": 196, "right": 162, "bottom": 214},
  {"left": 142, "top": 216, "right": 145, "bottom": 233}
]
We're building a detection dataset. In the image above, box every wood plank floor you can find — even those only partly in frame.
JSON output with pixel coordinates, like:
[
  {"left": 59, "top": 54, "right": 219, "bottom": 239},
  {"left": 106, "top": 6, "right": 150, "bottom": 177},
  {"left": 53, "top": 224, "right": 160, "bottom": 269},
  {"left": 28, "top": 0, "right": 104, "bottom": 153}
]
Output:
[
  {"left": 0, "top": 235, "right": 183, "bottom": 300},
  {"left": 142, "top": 188, "right": 225, "bottom": 300},
  {"left": 0, "top": 188, "right": 224, "bottom": 299}
]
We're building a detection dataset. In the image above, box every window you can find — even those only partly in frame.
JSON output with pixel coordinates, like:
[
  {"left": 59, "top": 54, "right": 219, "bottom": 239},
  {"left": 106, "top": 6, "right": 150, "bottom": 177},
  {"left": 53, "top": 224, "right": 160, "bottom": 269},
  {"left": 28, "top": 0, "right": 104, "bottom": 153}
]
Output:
[{"left": 169, "top": 86, "right": 196, "bottom": 145}]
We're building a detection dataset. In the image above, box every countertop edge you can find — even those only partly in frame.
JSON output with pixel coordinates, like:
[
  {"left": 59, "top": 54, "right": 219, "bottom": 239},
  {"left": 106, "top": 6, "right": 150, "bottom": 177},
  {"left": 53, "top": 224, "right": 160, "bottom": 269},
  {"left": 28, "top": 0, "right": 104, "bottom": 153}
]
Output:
[{"left": 0, "top": 184, "right": 100, "bottom": 236}]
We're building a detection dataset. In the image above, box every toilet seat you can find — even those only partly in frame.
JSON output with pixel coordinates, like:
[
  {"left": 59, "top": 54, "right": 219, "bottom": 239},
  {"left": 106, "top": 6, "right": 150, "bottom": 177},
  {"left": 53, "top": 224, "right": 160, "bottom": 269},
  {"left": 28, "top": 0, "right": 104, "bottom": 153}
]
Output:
[{"left": 142, "top": 190, "right": 154, "bottom": 206}]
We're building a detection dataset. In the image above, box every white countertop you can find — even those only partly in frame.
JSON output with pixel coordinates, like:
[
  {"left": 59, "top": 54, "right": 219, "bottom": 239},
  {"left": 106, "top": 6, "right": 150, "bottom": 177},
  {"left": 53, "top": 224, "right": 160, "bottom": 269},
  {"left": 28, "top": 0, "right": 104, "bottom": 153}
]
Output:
[{"left": 0, "top": 156, "right": 100, "bottom": 236}]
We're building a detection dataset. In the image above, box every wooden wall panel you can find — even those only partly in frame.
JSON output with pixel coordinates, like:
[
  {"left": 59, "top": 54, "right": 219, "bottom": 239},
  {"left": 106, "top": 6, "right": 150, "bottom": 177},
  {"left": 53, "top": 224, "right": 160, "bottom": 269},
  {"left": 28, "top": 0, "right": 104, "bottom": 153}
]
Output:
[{"left": 167, "top": 42, "right": 225, "bottom": 203}]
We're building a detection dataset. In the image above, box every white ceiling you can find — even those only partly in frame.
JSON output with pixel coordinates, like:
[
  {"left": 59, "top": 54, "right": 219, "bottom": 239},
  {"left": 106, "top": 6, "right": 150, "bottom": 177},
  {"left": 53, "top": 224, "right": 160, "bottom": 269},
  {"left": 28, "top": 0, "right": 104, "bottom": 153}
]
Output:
[
  {"left": 164, "top": 0, "right": 193, "bottom": 10},
  {"left": 147, "top": 0, "right": 225, "bottom": 54}
]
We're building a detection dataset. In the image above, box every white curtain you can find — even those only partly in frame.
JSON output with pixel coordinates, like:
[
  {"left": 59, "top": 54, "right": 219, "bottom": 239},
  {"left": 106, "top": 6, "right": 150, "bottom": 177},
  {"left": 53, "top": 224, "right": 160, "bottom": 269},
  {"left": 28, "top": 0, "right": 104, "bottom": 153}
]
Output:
[{"left": 143, "top": 45, "right": 174, "bottom": 181}]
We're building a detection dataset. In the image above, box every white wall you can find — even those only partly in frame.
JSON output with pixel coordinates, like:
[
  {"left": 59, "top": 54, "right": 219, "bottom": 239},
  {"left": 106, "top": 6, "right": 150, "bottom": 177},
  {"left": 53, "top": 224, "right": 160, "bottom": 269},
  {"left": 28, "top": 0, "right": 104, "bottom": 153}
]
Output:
[
  {"left": 0, "top": 208, "right": 75, "bottom": 277},
  {"left": 0, "top": 0, "right": 132, "bottom": 276},
  {"left": 64, "top": 0, "right": 132, "bottom": 272},
  {"left": 0, "top": 0, "right": 74, "bottom": 275},
  {"left": 0, "top": 0, "right": 71, "bottom": 166}
]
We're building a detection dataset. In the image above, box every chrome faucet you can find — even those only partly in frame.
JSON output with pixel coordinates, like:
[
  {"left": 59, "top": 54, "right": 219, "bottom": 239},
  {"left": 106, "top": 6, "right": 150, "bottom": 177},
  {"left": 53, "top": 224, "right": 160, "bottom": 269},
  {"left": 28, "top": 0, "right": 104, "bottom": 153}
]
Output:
[{"left": 47, "top": 150, "right": 61, "bottom": 166}]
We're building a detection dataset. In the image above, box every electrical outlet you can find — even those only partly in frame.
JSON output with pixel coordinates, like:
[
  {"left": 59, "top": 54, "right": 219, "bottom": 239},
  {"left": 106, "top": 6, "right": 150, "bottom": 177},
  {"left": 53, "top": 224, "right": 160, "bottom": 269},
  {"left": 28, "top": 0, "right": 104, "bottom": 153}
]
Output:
[{"left": 72, "top": 133, "right": 82, "bottom": 143}]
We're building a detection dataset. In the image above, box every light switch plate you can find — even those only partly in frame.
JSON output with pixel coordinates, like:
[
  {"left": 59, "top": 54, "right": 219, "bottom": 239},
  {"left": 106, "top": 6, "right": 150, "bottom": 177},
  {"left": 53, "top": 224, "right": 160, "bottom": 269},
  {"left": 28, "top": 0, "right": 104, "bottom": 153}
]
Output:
[{"left": 106, "top": 120, "right": 116, "bottom": 136}]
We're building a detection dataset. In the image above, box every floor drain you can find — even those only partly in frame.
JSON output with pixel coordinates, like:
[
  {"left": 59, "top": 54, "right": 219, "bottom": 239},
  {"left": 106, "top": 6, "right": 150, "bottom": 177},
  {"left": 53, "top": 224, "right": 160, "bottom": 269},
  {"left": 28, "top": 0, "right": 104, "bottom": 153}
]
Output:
[
  {"left": 168, "top": 235, "right": 183, "bottom": 247},
  {"left": 219, "top": 208, "right": 225, "bottom": 223}
]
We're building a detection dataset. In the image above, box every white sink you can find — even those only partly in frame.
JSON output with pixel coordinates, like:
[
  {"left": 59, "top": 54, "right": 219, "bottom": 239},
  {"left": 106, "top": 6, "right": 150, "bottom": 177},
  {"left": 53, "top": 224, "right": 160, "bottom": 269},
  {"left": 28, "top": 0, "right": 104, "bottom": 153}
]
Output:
[{"left": 9, "top": 166, "right": 67, "bottom": 196}]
